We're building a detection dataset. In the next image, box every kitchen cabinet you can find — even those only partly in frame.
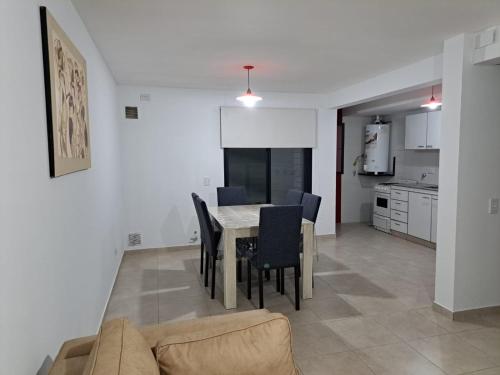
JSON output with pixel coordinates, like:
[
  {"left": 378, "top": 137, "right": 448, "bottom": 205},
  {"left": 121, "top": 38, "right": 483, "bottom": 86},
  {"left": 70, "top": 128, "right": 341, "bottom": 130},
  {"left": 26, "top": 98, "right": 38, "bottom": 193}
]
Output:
[
  {"left": 405, "top": 111, "right": 441, "bottom": 150},
  {"left": 427, "top": 111, "right": 441, "bottom": 149},
  {"left": 405, "top": 113, "right": 428, "bottom": 150},
  {"left": 431, "top": 198, "right": 438, "bottom": 243},
  {"left": 408, "top": 192, "right": 432, "bottom": 241}
]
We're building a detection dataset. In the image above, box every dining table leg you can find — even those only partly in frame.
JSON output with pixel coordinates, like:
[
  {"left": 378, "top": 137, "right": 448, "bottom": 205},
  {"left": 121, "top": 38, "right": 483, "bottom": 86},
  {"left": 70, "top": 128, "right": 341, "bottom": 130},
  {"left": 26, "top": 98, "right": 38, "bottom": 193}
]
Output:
[
  {"left": 302, "top": 223, "right": 314, "bottom": 299},
  {"left": 223, "top": 229, "right": 237, "bottom": 309}
]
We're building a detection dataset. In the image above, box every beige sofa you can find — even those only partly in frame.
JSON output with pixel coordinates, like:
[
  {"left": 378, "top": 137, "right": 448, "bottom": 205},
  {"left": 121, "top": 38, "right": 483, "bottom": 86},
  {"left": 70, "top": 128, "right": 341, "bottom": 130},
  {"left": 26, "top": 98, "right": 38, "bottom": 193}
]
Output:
[{"left": 48, "top": 309, "right": 298, "bottom": 375}]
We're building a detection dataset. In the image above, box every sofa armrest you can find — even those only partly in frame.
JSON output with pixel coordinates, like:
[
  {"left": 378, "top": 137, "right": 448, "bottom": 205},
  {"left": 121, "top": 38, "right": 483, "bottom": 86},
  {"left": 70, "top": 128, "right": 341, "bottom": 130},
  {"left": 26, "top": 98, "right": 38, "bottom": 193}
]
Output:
[{"left": 48, "top": 335, "right": 96, "bottom": 375}]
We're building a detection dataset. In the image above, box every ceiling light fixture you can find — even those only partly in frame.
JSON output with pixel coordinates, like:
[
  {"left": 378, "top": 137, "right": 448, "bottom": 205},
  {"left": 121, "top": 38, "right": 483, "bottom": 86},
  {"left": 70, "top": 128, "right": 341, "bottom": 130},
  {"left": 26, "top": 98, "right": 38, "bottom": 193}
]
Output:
[
  {"left": 236, "top": 65, "right": 262, "bottom": 107},
  {"left": 421, "top": 85, "right": 442, "bottom": 110}
]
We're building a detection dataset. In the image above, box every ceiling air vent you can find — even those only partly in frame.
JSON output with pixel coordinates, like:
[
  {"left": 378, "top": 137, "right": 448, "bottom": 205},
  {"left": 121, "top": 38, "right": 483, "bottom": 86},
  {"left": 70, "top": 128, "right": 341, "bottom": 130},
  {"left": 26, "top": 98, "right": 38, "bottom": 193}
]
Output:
[
  {"left": 128, "top": 233, "right": 142, "bottom": 247},
  {"left": 125, "top": 106, "right": 139, "bottom": 119}
]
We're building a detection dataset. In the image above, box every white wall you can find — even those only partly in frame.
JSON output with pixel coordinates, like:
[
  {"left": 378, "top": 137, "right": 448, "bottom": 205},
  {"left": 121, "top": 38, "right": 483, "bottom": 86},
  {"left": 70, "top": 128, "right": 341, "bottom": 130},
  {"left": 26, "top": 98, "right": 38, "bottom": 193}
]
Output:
[
  {"left": 341, "top": 116, "right": 376, "bottom": 223},
  {"left": 0, "top": 1, "right": 122, "bottom": 374},
  {"left": 327, "top": 54, "right": 443, "bottom": 109},
  {"left": 436, "top": 33, "right": 500, "bottom": 312},
  {"left": 119, "top": 86, "right": 336, "bottom": 250}
]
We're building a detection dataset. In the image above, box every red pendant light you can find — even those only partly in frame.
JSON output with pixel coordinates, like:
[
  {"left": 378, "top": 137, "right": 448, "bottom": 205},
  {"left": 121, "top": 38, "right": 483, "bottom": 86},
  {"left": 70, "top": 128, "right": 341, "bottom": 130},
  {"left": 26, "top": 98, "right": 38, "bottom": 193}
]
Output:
[
  {"left": 421, "top": 85, "right": 442, "bottom": 110},
  {"left": 236, "top": 65, "right": 263, "bottom": 107}
]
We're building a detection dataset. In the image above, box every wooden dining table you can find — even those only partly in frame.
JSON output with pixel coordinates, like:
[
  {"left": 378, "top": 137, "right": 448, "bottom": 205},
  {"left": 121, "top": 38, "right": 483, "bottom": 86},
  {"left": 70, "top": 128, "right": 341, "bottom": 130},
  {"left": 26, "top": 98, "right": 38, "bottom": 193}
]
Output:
[{"left": 208, "top": 204, "right": 314, "bottom": 309}]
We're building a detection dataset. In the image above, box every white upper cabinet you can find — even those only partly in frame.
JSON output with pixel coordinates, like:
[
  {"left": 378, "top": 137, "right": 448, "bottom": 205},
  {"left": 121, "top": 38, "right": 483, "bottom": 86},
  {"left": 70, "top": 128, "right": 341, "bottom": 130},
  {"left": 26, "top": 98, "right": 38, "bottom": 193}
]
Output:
[
  {"left": 426, "top": 111, "right": 441, "bottom": 150},
  {"left": 405, "top": 110, "right": 441, "bottom": 150},
  {"left": 405, "top": 113, "right": 428, "bottom": 150}
]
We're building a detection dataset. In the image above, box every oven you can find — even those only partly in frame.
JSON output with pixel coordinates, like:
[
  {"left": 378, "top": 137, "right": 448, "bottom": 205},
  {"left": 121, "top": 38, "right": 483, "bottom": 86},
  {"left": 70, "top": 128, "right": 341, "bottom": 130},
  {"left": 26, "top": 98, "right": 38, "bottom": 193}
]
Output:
[{"left": 374, "top": 192, "right": 390, "bottom": 218}]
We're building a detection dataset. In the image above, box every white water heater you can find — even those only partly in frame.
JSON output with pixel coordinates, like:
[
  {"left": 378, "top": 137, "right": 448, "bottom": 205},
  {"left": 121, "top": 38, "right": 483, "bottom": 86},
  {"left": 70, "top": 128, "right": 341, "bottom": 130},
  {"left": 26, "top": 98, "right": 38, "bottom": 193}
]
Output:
[{"left": 364, "top": 122, "right": 390, "bottom": 174}]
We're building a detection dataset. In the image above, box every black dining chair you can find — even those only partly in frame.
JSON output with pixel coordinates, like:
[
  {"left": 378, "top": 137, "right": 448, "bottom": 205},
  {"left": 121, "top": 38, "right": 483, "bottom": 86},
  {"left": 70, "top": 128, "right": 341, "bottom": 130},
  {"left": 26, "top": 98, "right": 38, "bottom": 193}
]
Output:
[
  {"left": 196, "top": 196, "right": 221, "bottom": 299},
  {"left": 247, "top": 205, "right": 303, "bottom": 310},
  {"left": 217, "top": 186, "right": 254, "bottom": 282},
  {"left": 286, "top": 189, "right": 304, "bottom": 205},
  {"left": 301, "top": 192, "right": 322, "bottom": 224},
  {"left": 192, "top": 193, "right": 221, "bottom": 276},
  {"left": 216, "top": 186, "right": 249, "bottom": 206},
  {"left": 191, "top": 193, "right": 205, "bottom": 274}
]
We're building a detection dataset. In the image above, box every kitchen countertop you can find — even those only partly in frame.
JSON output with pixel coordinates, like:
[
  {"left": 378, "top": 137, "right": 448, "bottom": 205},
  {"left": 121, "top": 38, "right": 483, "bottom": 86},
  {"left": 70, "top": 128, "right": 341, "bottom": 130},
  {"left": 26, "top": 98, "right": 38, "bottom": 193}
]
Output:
[{"left": 391, "top": 183, "right": 439, "bottom": 196}]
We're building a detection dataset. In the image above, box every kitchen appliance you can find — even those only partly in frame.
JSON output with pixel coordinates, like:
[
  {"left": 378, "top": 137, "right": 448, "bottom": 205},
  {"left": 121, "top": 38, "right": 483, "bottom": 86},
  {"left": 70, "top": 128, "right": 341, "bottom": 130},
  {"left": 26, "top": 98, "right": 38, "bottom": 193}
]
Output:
[
  {"left": 373, "top": 183, "right": 392, "bottom": 233},
  {"left": 364, "top": 119, "right": 390, "bottom": 174}
]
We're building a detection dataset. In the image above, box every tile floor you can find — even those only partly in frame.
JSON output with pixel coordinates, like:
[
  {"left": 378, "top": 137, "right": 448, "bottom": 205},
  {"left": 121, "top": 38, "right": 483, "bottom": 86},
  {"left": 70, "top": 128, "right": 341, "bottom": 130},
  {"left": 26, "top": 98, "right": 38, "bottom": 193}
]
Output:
[{"left": 104, "top": 223, "right": 500, "bottom": 374}]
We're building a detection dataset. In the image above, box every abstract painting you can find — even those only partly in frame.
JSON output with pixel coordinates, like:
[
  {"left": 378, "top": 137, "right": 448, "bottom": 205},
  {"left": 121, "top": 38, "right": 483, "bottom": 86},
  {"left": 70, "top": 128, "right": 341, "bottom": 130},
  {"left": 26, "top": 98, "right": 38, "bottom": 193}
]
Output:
[{"left": 40, "top": 7, "right": 91, "bottom": 177}]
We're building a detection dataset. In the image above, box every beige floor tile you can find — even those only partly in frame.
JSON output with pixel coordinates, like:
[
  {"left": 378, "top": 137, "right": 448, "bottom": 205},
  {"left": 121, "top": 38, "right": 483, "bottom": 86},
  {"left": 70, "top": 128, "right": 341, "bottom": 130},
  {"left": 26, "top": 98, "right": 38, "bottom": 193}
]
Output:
[
  {"left": 297, "top": 351, "right": 375, "bottom": 375},
  {"left": 158, "top": 291, "right": 210, "bottom": 323},
  {"left": 302, "top": 295, "right": 361, "bottom": 320},
  {"left": 464, "top": 368, "right": 500, "bottom": 375},
  {"left": 373, "top": 310, "right": 447, "bottom": 341},
  {"left": 409, "top": 334, "right": 496, "bottom": 375},
  {"left": 357, "top": 342, "right": 446, "bottom": 375},
  {"left": 339, "top": 294, "right": 408, "bottom": 316},
  {"left": 292, "top": 322, "right": 350, "bottom": 360},
  {"left": 414, "top": 307, "right": 487, "bottom": 333},
  {"left": 457, "top": 328, "right": 500, "bottom": 364},
  {"left": 324, "top": 316, "right": 400, "bottom": 350},
  {"left": 267, "top": 303, "right": 320, "bottom": 326},
  {"left": 104, "top": 294, "right": 158, "bottom": 326}
]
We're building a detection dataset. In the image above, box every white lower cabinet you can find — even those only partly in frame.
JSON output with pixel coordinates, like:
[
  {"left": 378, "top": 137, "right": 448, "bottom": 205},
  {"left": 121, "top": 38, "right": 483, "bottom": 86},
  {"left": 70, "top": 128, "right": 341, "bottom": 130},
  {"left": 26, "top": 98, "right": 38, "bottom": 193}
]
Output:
[
  {"left": 408, "top": 192, "right": 432, "bottom": 241},
  {"left": 431, "top": 198, "right": 438, "bottom": 243}
]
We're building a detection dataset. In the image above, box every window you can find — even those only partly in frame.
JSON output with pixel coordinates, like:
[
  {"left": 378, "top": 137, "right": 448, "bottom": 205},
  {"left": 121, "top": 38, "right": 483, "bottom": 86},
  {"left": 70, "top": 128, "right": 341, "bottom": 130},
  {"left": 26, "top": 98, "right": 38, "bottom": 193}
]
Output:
[{"left": 224, "top": 148, "right": 312, "bottom": 204}]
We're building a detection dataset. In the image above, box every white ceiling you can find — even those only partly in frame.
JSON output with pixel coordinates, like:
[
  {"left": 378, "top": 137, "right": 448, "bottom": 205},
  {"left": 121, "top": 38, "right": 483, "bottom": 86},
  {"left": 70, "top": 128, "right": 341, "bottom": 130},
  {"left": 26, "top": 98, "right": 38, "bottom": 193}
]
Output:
[
  {"left": 343, "top": 85, "right": 443, "bottom": 116},
  {"left": 72, "top": 0, "right": 500, "bottom": 93}
]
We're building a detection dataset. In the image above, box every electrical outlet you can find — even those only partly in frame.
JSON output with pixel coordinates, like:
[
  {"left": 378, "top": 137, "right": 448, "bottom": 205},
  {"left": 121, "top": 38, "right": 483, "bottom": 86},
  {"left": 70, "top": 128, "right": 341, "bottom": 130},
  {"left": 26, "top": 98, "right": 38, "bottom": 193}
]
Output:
[
  {"left": 489, "top": 198, "right": 499, "bottom": 214},
  {"left": 203, "top": 177, "right": 210, "bottom": 186},
  {"left": 189, "top": 230, "right": 198, "bottom": 243},
  {"left": 114, "top": 248, "right": 118, "bottom": 256}
]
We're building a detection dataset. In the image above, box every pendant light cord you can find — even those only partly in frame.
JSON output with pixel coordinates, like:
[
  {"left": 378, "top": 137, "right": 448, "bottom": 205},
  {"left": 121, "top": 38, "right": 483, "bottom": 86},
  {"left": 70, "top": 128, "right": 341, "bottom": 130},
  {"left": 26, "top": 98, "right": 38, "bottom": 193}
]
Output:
[{"left": 247, "top": 68, "right": 250, "bottom": 91}]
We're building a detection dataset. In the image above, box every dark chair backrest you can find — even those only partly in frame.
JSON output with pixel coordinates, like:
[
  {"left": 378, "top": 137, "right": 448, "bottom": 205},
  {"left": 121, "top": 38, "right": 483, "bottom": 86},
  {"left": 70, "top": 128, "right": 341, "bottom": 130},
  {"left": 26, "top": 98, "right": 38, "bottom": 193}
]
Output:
[
  {"left": 196, "top": 197, "right": 217, "bottom": 256},
  {"left": 191, "top": 193, "right": 204, "bottom": 242},
  {"left": 301, "top": 193, "right": 322, "bottom": 223},
  {"left": 217, "top": 186, "right": 249, "bottom": 206},
  {"left": 286, "top": 189, "right": 304, "bottom": 205},
  {"left": 255, "top": 206, "right": 303, "bottom": 270}
]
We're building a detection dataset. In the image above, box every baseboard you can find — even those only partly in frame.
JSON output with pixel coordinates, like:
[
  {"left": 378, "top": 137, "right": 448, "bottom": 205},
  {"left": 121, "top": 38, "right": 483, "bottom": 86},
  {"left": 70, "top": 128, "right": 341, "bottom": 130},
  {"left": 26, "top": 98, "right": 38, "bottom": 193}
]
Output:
[
  {"left": 317, "top": 234, "right": 336, "bottom": 239},
  {"left": 99, "top": 249, "right": 125, "bottom": 327},
  {"left": 124, "top": 244, "right": 200, "bottom": 255},
  {"left": 433, "top": 302, "right": 500, "bottom": 321},
  {"left": 391, "top": 230, "right": 436, "bottom": 249},
  {"left": 432, "top": 302, "right": 454, "bottom": 319}
]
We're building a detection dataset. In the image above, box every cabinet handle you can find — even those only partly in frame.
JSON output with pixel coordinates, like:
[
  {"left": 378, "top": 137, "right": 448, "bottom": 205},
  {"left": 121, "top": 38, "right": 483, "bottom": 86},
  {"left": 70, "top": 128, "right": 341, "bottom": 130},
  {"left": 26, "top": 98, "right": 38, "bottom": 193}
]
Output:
[
  {"left": 427, "top": 145, "right": 433, "bottom": 148},
  {"left": 395, "top": 202, "right": 401, "bottom": 205},
  {"left": 422, "top": 196, "right": 430, "bottom": 200},
  {"left": 418, "top": 145, "right": 425, "bottom": 148}
]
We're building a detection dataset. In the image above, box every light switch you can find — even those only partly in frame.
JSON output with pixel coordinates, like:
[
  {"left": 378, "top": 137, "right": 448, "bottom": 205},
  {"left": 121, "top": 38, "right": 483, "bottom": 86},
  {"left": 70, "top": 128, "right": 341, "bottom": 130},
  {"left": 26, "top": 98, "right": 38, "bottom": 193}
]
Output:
[
  {"left": 489, "top": 198, "right": 499, "bottom": 214},
  {"left": 203, "top": 177, "right": 210, "bottom": 186}
]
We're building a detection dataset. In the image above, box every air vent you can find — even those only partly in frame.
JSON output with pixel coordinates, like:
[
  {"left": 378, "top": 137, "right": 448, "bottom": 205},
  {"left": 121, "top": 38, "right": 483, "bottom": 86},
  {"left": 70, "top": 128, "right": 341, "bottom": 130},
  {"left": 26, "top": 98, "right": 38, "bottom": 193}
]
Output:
[
  {"left": 125, "top": 106, "right": 139, "bottom": 119},
  {"left": 128, "top": 233, "right": 142, "bottom": 247}
]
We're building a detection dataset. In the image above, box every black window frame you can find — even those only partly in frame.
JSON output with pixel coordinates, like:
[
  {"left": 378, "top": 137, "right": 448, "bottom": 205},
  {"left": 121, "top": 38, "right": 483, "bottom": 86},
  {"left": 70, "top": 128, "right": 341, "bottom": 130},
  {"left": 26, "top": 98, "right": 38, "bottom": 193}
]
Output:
[{"left": 223, "top": 148, "right": 312, "bottom": 204}]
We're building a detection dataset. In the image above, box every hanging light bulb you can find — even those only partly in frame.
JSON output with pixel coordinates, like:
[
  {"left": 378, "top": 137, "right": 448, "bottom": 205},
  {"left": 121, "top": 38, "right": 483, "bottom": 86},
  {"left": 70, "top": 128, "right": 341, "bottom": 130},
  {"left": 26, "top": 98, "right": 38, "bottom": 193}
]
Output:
[
  {"left": 421, "top": 85, "right": 442, "bottom": 110},
  {"left": 236, "top": 65, "right": 262, "bottom": 107}
]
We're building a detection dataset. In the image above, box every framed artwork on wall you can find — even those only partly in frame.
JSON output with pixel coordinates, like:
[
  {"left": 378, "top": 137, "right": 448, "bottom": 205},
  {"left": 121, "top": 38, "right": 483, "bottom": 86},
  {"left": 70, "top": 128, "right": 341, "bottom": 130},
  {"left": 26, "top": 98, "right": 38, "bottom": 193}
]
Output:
[{"left": 40, "top": 6, "right": 91, "bottom": 177}]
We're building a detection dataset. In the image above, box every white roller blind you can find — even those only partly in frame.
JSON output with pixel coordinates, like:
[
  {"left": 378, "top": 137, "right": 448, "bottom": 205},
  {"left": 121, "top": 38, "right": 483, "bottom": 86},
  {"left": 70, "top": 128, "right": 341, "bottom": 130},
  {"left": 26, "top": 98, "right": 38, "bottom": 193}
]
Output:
[{"left": 220, "top": 107, "right": 317, "bottom": 148}]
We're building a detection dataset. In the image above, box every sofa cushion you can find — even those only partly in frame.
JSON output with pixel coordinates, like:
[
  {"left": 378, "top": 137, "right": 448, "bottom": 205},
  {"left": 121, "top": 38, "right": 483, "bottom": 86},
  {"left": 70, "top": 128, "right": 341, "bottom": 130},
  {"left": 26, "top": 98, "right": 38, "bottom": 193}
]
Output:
[
  {"left": 83, "top": 318, "right": 159, "bottom": 375},
  {"left": 156, "top": 312, "right": 297, "bottom": 375}
]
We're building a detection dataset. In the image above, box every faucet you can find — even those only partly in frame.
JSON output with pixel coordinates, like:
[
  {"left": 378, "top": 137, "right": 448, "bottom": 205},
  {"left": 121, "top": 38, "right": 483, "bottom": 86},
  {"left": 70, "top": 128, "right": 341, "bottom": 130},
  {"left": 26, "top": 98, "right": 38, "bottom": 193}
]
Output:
[{"left": 421, "top": 172, "right": 427, "bottom": 181}]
